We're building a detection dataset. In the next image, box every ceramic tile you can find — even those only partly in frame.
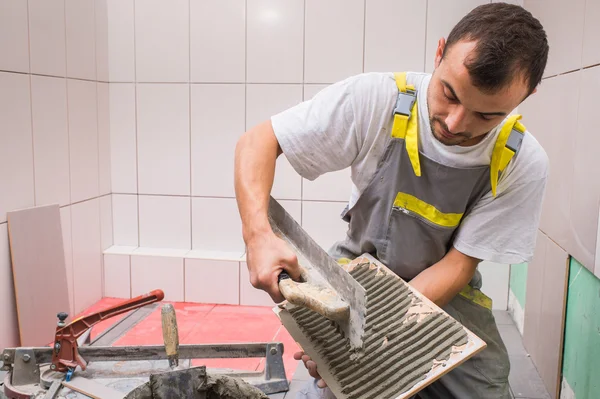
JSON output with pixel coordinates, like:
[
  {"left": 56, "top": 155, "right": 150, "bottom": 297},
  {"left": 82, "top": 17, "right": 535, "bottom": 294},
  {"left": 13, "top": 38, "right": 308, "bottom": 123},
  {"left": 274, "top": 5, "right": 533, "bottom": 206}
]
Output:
[
  {"left": 0, "top": 224, "right": 20, "bottom": 348},
  {"left": 509, "top": 356, "right": 552, "bottom": 399},
  {"left": 536, "top": 239, "right": 568, "bottom": 398},
  {"left": 247, "top": 0, "right": 304, "bottom": 83},
  {"left": 103, "top": 254, "right": 131, "bottom": 298},
  {"left": 0, "top": 72, "right": 34, "bottom": 223},
  {"left": 139, "top": 195, "right": 191, "bottom": 250},
  {"left": 71, "top": 199, "right": 103, "bottom": 315},
  {"left": 246, "top": 84, "right": 303, "bottom": 200},
  {"left": 518, "top": 73, "right": 579, "bottom": 250},
  {"left": 192, "top": 198, "right": 244, "bottom": 253},
  {"left": 97, "top": 82, "right": 111, "bottom": 195},
  {"left": 425, "top": 0, "right": 490, "bottom": 73},
  {"left": 478, "top": 261, "right": 510, "bottom": 311},
  {"left": 184, "top": 259, "right": 240, "bottom": 305},
  {"left": 279, "top": 200, "right": 302, "bottom": 223},
  {"left": 28, "top": 0, "right": 66, "bottom": 77},
  {"left": 68, "top": 79, "right": 99, "bottom": 203},
  {"left": 186, "top": 250, "right": 244, "bottom": 261},
  {"left": 109, "top": 83, "right": 137, "bottom": 193},
  {"left": 104, "top": 245, "right": 138, "bottom": 255},
  {"left": 523, "top": 230, "right": 547, "bottom": 362},
  {"left": 239, "top": 261, "right": 276, "bottom": 306},
  {"left": 304, "top": 0, "right": 364, "bottom": 83},
  {"left": 364, "top": 0, "right": 426, "bottom": 73},
  {"left": 131, "top": 255, "right": 184, "bottom": 301},
  {"left": 60, "top": 207, "right": 74, "bottom": 316},
  {"left": 136, "top": 84, "right": 190, "bottom": 195},
  {"left": 569, "top": 67, "right": 600, "bottom": 271},
  {"left": 100, "top": 195, "right": 113, "bottom": 251},
  {"left": 523, "top": 0, "right": 586, "bottom": 77},
  {"left": 134, "top": 0, "right": 189, "bottom": 82},
  {"left": 583, "top": 0, "right": 600, "bottom": 67},
  {"left": 303, "top": 84, "right": 329, "bottom": 101},
  {"left": 95, "top": 0, "right": 109, "bottom": 82},
  {"left": 190, "top": 0, "right": 245, "bottom": 83},
  {"left": 492, "top": 310, "right": 513, "bottom": 326},
  {"left": 191, "top": 84, "right": 245, "bottom": 197},
  {"left": 0, "top": 0, "right": 29, "bottom": 73},
  {"left": 112, "top": 194, "right": 139, "bottom": 247},
  {"left": 498, "top": 324, "right": 528, "bottom": 357},
  {"left": 31, "top": 76, "right": 70, "bottom": 207},
  {"left": 301, "top": 201, "right": 349, "bottom": 251},
  {"left": 65, "top": 0, "right": 96, "bottom": 80},
  {"left": 107, "top": 0, "right": 135, "bottom": 82},
  {"left": 133, "top": 247, "right": 189, "bottom": 257}
]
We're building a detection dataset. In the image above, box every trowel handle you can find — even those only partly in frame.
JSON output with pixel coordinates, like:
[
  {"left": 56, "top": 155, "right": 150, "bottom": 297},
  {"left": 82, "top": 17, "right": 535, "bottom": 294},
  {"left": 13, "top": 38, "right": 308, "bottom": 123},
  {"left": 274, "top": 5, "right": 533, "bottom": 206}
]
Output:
[
  {"left": 278, "top": 270, "right": 350, "bottom": 322},
  {"left": 161, "top": 303, "right": 179, "bottom": 368}
]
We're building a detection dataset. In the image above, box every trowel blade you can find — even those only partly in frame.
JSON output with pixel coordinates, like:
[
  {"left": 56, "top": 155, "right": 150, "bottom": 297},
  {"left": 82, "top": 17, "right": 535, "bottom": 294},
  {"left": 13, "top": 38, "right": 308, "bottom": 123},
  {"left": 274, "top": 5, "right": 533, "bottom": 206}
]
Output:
[{"left": 267, "top": 196, "right": 367, "bottom": 351}]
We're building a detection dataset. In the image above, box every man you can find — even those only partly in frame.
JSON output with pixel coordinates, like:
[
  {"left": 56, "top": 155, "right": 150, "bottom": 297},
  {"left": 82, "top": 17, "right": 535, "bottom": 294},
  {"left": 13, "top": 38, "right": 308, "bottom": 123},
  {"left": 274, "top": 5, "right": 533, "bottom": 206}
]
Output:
[{"left": 234, "top": 3, "right": 549, "bottom": 398}]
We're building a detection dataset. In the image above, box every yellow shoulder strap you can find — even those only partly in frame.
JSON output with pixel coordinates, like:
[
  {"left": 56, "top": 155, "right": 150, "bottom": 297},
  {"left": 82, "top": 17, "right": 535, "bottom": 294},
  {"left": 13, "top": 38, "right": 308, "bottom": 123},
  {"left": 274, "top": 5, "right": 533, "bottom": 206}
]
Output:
[
  {"left": 490, "top": 114, "right": 526, "bottom": 196},
  {"left": 391, "top": 72, "right": 421, "bottom": 177}
]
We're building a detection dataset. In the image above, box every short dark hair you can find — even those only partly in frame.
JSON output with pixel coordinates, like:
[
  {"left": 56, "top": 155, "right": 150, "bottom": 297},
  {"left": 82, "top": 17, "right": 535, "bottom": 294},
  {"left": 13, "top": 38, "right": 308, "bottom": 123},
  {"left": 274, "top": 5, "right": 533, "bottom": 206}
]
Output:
[{"left": 442, "top": 2, "right": 549, "bottom": 96}]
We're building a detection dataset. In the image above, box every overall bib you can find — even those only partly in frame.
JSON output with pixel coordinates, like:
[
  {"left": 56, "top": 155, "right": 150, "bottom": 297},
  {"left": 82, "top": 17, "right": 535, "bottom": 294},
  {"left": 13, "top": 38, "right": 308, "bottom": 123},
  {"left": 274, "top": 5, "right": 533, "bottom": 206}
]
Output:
[{"left": 299, "top": 73, "right": 525, "bottom": 399}]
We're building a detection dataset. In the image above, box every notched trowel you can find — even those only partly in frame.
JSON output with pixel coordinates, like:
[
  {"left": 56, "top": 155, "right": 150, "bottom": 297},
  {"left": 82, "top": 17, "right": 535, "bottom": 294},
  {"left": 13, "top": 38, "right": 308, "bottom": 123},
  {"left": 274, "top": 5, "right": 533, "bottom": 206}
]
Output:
[{"left": 267, "top": 196, "right": 368, "bottom": 351}]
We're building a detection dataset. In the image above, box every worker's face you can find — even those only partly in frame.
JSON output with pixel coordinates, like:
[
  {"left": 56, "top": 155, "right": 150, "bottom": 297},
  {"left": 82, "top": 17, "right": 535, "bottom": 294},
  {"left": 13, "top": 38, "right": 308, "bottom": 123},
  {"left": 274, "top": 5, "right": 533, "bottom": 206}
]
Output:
[{"left": 427, "top": 39, "right": 532, "bottom": 146}]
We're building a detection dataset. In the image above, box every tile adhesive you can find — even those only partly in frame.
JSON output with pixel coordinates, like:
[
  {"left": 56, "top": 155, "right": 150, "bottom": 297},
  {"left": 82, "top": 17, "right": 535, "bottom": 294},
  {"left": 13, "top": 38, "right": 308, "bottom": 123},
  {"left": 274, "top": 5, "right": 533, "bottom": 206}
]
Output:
[{"left": 280, "top": 260, "right": 471, "bottom": 399}]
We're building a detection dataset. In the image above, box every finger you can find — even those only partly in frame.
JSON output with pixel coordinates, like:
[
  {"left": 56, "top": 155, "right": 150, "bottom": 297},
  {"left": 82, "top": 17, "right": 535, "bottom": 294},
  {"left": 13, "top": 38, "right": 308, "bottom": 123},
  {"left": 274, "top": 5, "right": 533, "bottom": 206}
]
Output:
[
  {"left": 317, "top": 379, "right": 328, "bottom": 388},
  {"left": 301, "top": 355, "right": 311, "bottom": 363},
  {"left": 268, "top": 276, "right": 285, "bottom": 304},
  {"left": 306, "top": 360, "right": 321, "bottom": 380},
  {"left": 293, "top": 351, "right": 304, "bottom": 361}
]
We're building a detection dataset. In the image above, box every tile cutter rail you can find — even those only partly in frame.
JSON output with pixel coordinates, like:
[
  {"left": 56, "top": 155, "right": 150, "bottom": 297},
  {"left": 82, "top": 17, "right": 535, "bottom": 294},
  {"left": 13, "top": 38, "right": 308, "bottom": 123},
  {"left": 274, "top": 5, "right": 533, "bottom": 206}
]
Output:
[{"left": 0, "top": 290, "right": 289, "bottom": 398}]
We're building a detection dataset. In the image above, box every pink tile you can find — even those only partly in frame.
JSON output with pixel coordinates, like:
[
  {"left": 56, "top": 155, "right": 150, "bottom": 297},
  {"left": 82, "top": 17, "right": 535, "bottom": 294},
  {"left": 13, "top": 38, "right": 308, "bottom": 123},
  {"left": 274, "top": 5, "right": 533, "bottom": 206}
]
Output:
[
  {"left": 29, "top": 0, "right": 66, "bottom": 76},
  {"left": 0, "top": 0, "right": 29, "bottom": 73},
  {"left": 109, "top": 84, "right": 137, "bottom": 193},
  {"left": 184, "top": 259, "right": 239, "bottom": 305},
  {"left": 131, "top": 255, "right": 184, "bottom": 301},
  {"left": 95, "top": 0, "right": 109, "bottom": 82},
  {"left": 104, "top": 254, "right": 131, "bottom": 299},
  {"left": 97, "top": 83, "right": 111, "bottom": 196},
  {"left": 65, "top": 0, "right": 96, "bottom": 80},
  {"left": 107, "top": 0, "right": 135, "bottom": 82},
  {"left": 0, "top": 224, "right": 20, "bottom": 348}
]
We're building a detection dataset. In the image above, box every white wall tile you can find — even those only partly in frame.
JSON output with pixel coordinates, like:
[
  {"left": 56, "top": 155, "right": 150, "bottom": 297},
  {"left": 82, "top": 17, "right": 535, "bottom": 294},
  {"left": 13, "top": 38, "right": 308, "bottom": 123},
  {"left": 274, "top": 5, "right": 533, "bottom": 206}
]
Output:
[
  {"left": 524, "top": 0, "right": 585, "bottom": 77},
  {"left": 478, "top": 261, "right": 510, "bottom": 310},
  {"left": 0, "top": 223, "right": 20, "bottom": 349},
  {"left": 583, "top": 0, "right": 600, "bottom": 68},
  {"left": 302, "top": 201, "right": 349, "bottom": 252},
  {"left": 425, "top": 0, "right": 490, "bottom": 73},
  {"left": 107, "top": 0, "right": 135, "bottom": 82},
  {"left": 246, "top": 84, "right": 303, "bottom": 200},
  {"left": 190, "top": 0, "right": 245, "bottom": 83},
  {"left": 240, "top": 261, "right": 275, "bottom": 306},
  {"left": 29, "top": 0, "right": 66, "bottom": 77},
  {"left": 364, "top": 0, "right": 427, "bottom": 73},
  {"left": 97, "top": 83, "right": 111, "bottom": 195},
  {"left": 139, "top": 195, "right": 191, "bottom": 250},
  {"left": 65, "top": 0, "right": 97, "bottom": 80},
  {"left": 135, "top": 0, "right": 189, "bottom": 82},
  {"left": 31, "top": 76, "right": 70, "bottom": 207},
  {"left": 71, "top": 199, "right": 103, "bottom": 314},
  {"left": 95, "top": 0, "right": 109, "bottom": 82},
  {"left": 109, "top": 83, "right": 137, "bottom": 193},
  {"left": 136, "top": 84, "right": 190, "bottom": 195},
  {"left": 569, "top": 67, "right": 600, "bottom": 270},
  {"left": 100, "top": 195, "right": 113, "bottom": 251},
  {"left": 131, "top": 255, "right": 184, "bottom": 301},
  {"left": 112, "top": 194, "right": 139, "bottom": 247},
  {"left": 0, "top": 72, "right": 34, "bottom": 224},
  {"left": 191, "top": 84, "right": 245, "bottom": 197},
  {"left": 192, "top": 198, "right": 244, "bottom": 253},
  {"left": 302, "top": 84, "right": 354, "bottom": 202},
  {"left": 305, "top": 0, "right": 365, "bottom": 83},
  {"left": 68, "top": 79, "right": 100, "bottom": 203},
  {"left": 0, "top": 0, "right": 29, "bottom": 73},
  {"left": 279, "top": 200, "right": 302, "bottom": 223},
  {"left": 104, "top": 254, "right": 131, "bottom": 298},
  {"left": 185, "top": 259, "right": 239, "bottom": 304},
  {"left": 247, "top": 0, "right": 304, "bottom": 83},
  {"left": 60, "top": 207, "right": 74, "bottom": 316}
]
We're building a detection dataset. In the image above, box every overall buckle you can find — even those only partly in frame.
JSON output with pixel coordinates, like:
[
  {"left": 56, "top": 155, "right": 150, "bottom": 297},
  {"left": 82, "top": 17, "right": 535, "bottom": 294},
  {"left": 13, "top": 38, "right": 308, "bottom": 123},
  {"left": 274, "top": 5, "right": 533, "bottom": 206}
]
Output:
[{"left": 394, "top": 90, "right": 417, "bottom": 119}]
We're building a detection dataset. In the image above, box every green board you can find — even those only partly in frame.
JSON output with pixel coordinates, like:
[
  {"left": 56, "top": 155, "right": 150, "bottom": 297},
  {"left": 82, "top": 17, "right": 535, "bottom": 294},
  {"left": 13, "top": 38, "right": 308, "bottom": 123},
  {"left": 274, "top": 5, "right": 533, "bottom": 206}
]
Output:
[{"left": 509, "top": 262, "right": 528, "bottom": 308}]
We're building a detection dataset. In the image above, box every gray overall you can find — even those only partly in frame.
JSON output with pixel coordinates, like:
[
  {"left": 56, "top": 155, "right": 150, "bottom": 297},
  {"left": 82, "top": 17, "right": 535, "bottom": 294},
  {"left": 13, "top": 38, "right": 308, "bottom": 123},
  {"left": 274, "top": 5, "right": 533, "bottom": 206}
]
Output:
[{"left": 296, "top": 73, "right": 522, "bottom": 399}]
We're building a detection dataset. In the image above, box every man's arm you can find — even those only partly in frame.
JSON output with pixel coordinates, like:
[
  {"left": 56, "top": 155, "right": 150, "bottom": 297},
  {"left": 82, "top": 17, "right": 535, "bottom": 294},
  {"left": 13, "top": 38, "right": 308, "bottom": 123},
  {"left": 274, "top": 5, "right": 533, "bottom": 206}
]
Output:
[
  {"left": 409, "top": 246, "right": 480, "bottom": 307},
  {"left": 234, "top": 120, "right": 301, "bottom": 304}
]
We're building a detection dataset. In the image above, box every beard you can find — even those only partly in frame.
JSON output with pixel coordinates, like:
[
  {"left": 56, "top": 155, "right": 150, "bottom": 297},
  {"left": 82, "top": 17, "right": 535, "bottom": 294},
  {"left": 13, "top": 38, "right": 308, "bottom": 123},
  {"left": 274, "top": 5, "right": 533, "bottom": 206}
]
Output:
[{"left": 429, "top": 116, "right": 473, "bottom": 146}]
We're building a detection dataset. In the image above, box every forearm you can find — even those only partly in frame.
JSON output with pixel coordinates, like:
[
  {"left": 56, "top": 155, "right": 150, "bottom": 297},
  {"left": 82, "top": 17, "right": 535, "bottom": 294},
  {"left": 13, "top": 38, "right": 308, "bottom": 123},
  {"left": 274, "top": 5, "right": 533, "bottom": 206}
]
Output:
[
  {"left": 234, "top": 120, "right": 281, "bottom": 245},
  {"left": 408, "top": 246, "right": 480, "bottom": 307}
]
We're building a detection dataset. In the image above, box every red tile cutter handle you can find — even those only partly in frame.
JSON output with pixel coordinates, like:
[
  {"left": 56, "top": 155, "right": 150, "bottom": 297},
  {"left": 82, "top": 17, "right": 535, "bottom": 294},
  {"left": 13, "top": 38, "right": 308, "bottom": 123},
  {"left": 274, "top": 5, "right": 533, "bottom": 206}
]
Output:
[{"left": 50, "top": 289, "right": 165, "bottom": 374}]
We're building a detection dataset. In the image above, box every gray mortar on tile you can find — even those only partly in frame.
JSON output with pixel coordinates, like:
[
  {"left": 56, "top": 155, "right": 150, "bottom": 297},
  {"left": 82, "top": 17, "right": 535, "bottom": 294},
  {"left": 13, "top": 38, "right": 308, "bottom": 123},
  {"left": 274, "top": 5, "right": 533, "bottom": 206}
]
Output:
[{"left": 287, "top": 263, "right": 468, "bottom": 399}]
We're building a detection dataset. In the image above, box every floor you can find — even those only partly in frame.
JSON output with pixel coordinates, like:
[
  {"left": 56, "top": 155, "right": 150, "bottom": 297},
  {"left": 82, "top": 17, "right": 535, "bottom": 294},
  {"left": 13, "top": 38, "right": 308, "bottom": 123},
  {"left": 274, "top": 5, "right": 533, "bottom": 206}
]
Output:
[{"left": 1, "top": 299, "right": 551, "bottom": 398}]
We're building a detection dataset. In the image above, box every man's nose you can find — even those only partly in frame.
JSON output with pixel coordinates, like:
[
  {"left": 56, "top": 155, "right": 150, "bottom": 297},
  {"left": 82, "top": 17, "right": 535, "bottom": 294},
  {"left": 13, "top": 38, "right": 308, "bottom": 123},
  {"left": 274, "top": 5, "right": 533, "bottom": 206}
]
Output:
[{"left": 445, "top": 105, "right": 468, "bottom": 133}]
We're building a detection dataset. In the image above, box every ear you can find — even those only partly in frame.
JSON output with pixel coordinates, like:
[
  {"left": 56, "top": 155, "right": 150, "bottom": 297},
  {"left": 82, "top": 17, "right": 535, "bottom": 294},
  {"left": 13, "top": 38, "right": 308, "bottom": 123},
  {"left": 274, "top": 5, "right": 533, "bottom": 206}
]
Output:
[{"left": 434, "top": 38, "right": 446, "bottom": 69}]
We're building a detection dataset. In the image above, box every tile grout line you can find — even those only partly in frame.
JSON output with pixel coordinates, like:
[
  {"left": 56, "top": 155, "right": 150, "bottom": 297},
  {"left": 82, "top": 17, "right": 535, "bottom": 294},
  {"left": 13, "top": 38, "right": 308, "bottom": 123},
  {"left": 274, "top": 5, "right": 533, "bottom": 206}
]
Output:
[
  {"left": 132, "top": 0, "right": 141, "bottom": 250},
  {"left": 26, "top": 0, "right": 37, "bottom": 207},
  {"left": 188, "top": 0, "right": 193, "bottom": 256}
]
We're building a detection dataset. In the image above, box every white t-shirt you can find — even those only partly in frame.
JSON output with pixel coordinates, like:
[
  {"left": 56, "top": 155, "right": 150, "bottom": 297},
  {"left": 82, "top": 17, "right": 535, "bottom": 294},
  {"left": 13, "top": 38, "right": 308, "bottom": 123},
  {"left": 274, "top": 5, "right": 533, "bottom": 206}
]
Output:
[{"left": 271, "top": 72, "right": 549, "bottom": 265}]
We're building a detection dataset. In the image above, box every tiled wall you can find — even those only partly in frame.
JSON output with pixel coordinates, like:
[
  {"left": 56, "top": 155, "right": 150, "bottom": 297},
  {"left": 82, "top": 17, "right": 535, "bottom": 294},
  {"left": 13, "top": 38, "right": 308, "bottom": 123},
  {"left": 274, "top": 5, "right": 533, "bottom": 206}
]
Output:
[
  {"left": 104, "top": 0, "right": 512, "bottom": 307},
  {"left": 0, "top": 0, "right": 111, "bottom": 349}
]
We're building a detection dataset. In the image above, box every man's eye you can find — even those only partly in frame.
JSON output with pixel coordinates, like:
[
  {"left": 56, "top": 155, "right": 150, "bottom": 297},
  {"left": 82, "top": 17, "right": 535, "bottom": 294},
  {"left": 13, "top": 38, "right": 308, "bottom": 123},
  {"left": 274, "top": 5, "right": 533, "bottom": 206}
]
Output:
[
  {"left": 443, "top": 91, "right": 456, "bottom": 102},
  {"left": 479, "top": 113, "right": 494, "bottom": 121}
]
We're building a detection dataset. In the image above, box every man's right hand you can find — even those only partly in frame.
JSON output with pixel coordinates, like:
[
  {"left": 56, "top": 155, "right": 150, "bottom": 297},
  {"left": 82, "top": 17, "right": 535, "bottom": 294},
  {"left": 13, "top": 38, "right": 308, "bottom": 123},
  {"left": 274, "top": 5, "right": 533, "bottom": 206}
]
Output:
[{"left": 246, "top": 231, "right": 302, "bottom": 303}]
